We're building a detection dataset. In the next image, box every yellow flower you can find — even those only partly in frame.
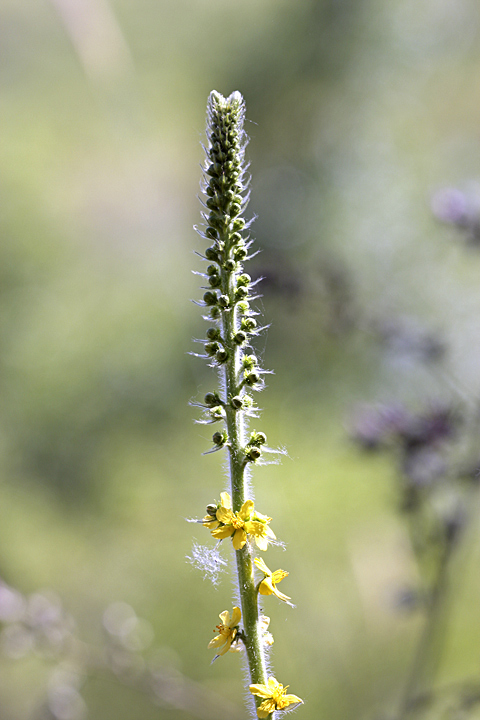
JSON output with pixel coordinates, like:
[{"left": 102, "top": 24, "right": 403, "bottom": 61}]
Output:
[
  {"left": 254, "top": 557, "right": 291, "bottom": 603},
  {"left": 208, "top": 606, "right": 242, "bottom": 656},
  {"left": 205, "top": 493, "right": 276, "bottom": 551},
  {"left": 211, "top": 493, "right": 253, "bottom": 550},
  {"left": 245, "top": 515, "right": 276, "bottom": 551},
  {"left": 249, "top": 676, "right": 303, "bottom": 718}
]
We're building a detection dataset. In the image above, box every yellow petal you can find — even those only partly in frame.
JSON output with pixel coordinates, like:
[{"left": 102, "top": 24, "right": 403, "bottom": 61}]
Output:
[
  {"left": 208, "top": 635, "right": 226, "bottom": 649},
  {"left": 211, "top": 525, "right": 235, "bottom": 540},
  {"left": 258, "top": 578, "right": 274, "bottom": 596},
  {"left": 203, "top": 518, "right": 219, "bottom": 529},
  {"left": 220, "top": 492, "right": 232, "bottom": 509},
  {"left": 239, "top": 499, "right": 254, "bottom": 520},
  {"left": 216, "top": 507, "right": 234, "bottom": 524},
  {"left": 272, "top": 586, "right": 291, "bottom": 603},
  {"left": 232, "top": 528, "right": 247, "bottom": 550},
  {"left": 271, "top": 569, "right": 288, "bottom": 584},
  {"left": 219, "top": 610, "right": 230, "bottom": 625},
  {"left": 253, "top": 511, "right": 271, "bottom": 522},
  {"left": 230, "top": 606, "right": 242, "bottom": 627},
  {"left": 265, "top": 525, "right": 276, "bottom": 539},
  {"left": 249, "top": 683, "right": 271, "bottom": 699},
  {"left": 267, "top": 677, "right": 281, "bottom": 692},
  {"left": 254, "top": 557, "right": 271, "bottom": 575},
  {"left": 281, "top": 694, "right": 303, "bottom": 707},
  {"left": 255, "top": 534, "right": 269, "bottom": 552},
  {"left": 257, "top": 699, "right": 276, "bottom": 718}
]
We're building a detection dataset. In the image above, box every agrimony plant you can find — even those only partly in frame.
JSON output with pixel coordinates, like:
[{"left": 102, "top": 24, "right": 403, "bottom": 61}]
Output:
[{"left": 190, "top": 91, "right": 303, "bottom": 719}]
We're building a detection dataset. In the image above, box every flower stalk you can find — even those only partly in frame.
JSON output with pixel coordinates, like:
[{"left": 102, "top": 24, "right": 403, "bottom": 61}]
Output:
[{"left": 192, "top": 90, "right": 302, "bottom": 719}]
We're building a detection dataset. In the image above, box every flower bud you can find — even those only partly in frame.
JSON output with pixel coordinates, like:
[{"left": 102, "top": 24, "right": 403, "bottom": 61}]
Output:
[
  {"left": 249, "top": 431, "right": 267, "bottom": 446},
  {"left": 233, "top": 331, "right": 247, "bottom": 345},
  {"left": 218, "top": 295, "right": 229, "bottom": 308},
  {"left": 243, "top": 355, "right": 258, "bottom": 369},
  {"left": 210, "top": 306, "right": 221, "bottom": 319},
  {"left": 246, "top": 447, "right": 261, "bottom": 461},
  {"left": 204, "top": 392, "right": 221, "bottom": 406},
  {"left": 223, "top": 259, "right": 237, "bottom": 272},
  {"left": 232, "top": 218, "right": 245, "bottom": 232},
  {"left": 205, "top": 226, "right": 217, "bottom": 239},
  {"left": 208, "top": 274, "right": 221, "bottom": 288},
  {"left": 241, "top": 317, "right": 257, "bottom": 332},
  {"left": 212, "top": 430, "right": 227, "bottom": 447},
  {"left": 215, "top": 349, "right": 229, "bottom": 364},
  {"left": 205, "top": 247, "right": 219, "bottom": 262},
  {"left": 237, "top": 274, "right": 251, "bottom": 287},
  {"left": 206, "top": 504, "right": 218, "bottom": 517},
  {"left": 245, "top": 371, "right": 260, "bottom": 386},
  {"left": 231, "top": 395, "right": 244, "bottom": 409},
  {"left": 235, "top": 286, "right": 248, "bottom": 300},
  {"left": 205, "top": 341, "right": 220, "bottom": 356},
  {"left": 203, "top": 291, "right": 217, "bottom": 306},
  {"left": 206, "top": 327, "right": 221, "bottom": 341}
]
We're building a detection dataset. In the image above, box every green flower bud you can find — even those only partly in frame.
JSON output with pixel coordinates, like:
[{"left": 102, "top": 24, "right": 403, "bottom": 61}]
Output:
[
  {"left": 206, "top": 264, "right": 218, "bottom": 276},
  {"left": 230, "top": 203, "right": 241, "bottom": 217},
  {"left": 206, "top": 504, "right": 218, "bottom": 517},
  {"left": 218, "top": 294, "right": 229, "bottom": 308},
  {"left": 206, "top": 327, "right": 221, "bottom": 341},
  {"left": 208, "top": 274, "right": 221, "bottom": 288},
  {"left": 241, "top": 317, "right": 257, "bottom": 332},
  {"left": 248, "top": 431, "right": 267, "bottom": 446},
  {"left": 232, "top": 218, "right": 245, "bottom": 232},
  {"left": 210, "top": 306, "right": 221, "bottom": 319},
  {"left": 244, "top": 370, "right": 260, "bottom": 386},
  {"left": 205, "top": 341, "right": 220, "bottom": 356},
  {"left": 231, "top": 232, "right": 242, "bottom": 244},
  {"left": 235, "top": 286, "right": 248, "bottom": 300},
  {"left": 223, "top": 259, "right": 237, "bottom": 272},
  {"left": 243, "top": 355, "right": 258, "bottom": 369},
  {"left": 233, "top": 331, "right": 247, "bottom": 345},
  {"left": 237, "top": 274, "right": 251, "bottom": 287},
  {"left": 203, "top": 291, "right": 217, "bottom": 306},
  {"left": 246, "top": 447, "right": 261, "bottom": 461},
  {"left": 210, "top": 406, "right": 224, "bottom": 419},
  {"left": 204, "top": 392, "right": 221, "bottom": 407},
  {"left": 234, "top": 246, "right": 248, "bottom": 261},
  {"left": 237, "top": 301, "right": 250, "bottom": 314},
  {"left": 215, "top": 349, "right": 229, "bottom": 364},
  {"left": 212, "top": 430, "right": 227, "bottom": 447},
  {"left": 231, "top": 395, "right": 244, "bottom": 409},
  {"left": 205, "top": 226, "right": 217, "bottom": 239},
  {"left": 205, "top": 247, "right": 219, "bottom": 262}
]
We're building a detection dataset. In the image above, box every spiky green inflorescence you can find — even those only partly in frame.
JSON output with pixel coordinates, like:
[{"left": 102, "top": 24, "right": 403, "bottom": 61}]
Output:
[
  {"left": 196, "top": 90, "right": 271, "bottom": 715},
  {"left": 193, "top": 91, "right": 303, "bottom": 720}
]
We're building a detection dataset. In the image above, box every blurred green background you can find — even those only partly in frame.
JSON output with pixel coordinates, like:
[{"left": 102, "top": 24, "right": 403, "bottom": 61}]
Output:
[{"left": 3, "top": 0, "right": 480, "bottom": 718}]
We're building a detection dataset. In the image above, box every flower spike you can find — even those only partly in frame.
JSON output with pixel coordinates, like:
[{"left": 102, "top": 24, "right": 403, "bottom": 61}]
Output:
[{"left": 191, "top": 91, "right": 302, "bottom": 716}]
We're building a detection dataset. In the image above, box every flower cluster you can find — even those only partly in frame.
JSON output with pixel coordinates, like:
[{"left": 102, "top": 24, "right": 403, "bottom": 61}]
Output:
[
  {"left": 192, "top": 90, "right": 302, "bottom": 719},
  {"left": 203, "top": 492, "right": 276, "bottom": 551}
]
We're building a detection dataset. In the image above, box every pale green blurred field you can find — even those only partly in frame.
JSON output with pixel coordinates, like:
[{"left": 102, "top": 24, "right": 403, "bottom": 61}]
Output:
[{"left": 3, "top": 0, "right": 480, "bottom": 718}]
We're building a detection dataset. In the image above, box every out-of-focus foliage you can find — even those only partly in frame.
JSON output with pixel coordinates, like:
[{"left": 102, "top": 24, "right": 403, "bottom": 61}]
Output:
[{"left": 2, "top": 0, "right": 480, "bottom": 718}]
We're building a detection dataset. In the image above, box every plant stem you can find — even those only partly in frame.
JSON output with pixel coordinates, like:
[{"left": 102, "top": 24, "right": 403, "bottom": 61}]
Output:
[
  {"left": 220, "top": 223, "right": 269, "bottom": 705},
  {"left": 397, "top": 538, "right": 454, "bottom": 719}
]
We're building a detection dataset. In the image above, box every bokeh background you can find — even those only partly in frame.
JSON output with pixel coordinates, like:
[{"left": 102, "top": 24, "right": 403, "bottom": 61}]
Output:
[{"left": 3, "top": 0, "right": 480, "bottom": 718}]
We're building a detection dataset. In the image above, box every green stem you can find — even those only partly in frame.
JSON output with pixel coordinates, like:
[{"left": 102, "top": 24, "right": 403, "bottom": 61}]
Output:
[
  {"left": 397, "top": 539, "right": 453, "bottom": 720},
  {"left": 221, "top": 237, "right": 269, "bottom": 710}
]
